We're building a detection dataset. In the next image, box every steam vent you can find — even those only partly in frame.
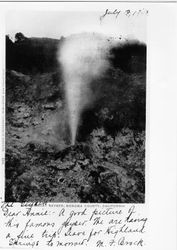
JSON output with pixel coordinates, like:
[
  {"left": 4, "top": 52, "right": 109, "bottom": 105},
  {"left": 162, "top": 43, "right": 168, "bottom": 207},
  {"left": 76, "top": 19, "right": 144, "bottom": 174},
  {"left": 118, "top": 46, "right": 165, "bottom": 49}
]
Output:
[{"left": 6, "top": 31, "right": 146, "bottom": 203}]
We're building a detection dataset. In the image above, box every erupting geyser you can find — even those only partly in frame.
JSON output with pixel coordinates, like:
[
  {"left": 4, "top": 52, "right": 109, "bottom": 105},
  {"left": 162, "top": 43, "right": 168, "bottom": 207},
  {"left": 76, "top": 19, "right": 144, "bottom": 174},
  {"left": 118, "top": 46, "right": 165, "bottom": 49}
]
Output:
[{"left": 58, "top": 33, "right": 111, "bottom": 145}]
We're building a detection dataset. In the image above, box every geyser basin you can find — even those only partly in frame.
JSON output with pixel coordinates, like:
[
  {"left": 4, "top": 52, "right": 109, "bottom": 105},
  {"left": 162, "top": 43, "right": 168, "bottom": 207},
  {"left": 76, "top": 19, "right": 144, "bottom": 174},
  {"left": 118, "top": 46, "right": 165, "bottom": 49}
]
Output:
[{"left": 58, "top": 33, "right": 111, "bottom": 145}]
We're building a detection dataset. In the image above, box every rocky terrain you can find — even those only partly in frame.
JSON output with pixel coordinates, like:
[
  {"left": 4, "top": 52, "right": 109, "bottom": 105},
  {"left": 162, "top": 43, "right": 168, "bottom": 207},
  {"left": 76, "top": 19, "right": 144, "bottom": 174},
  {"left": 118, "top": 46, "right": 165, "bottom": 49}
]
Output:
[
  {"left": 5, "top": 35, "right": 146, "bottom": 203},
  {"left": 5, "top": 69, "right": 145, "bottom": 203}
]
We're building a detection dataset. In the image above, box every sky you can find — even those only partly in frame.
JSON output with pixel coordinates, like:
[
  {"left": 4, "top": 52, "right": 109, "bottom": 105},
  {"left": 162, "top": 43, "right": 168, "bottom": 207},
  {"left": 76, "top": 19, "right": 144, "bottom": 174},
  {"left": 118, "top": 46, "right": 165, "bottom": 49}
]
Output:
[{"left": 6, "top": 10, "right": 147, "bottom": 42}]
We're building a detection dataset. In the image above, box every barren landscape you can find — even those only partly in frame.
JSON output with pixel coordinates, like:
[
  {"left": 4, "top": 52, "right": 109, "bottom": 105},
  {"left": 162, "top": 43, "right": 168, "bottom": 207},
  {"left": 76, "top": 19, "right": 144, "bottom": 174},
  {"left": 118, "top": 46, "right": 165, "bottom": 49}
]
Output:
[{"left": 5, "top": 33, "right": 146, "bottom": 203}]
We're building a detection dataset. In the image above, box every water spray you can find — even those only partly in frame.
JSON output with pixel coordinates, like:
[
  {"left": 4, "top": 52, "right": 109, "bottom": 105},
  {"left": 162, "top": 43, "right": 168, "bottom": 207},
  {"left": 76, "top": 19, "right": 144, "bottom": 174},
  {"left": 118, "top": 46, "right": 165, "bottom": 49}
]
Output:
[{"left": 58, "top": 33, "right": 111, "bottom": 145}]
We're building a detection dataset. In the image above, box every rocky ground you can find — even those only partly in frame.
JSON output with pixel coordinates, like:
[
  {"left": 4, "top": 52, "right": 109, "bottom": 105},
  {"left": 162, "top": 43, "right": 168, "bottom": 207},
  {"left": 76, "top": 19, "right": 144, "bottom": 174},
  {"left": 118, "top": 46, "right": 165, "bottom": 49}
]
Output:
[{"left": 5, "top": 70, "right": 145, "bottom": 203}]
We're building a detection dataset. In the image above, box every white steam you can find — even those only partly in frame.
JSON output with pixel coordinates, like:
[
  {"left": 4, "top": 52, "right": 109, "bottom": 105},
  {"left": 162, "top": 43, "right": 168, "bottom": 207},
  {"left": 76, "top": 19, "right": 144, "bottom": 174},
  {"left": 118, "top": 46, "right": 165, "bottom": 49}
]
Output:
[{"left": 58, "top": 33, "right": 111, "bottom": 145}]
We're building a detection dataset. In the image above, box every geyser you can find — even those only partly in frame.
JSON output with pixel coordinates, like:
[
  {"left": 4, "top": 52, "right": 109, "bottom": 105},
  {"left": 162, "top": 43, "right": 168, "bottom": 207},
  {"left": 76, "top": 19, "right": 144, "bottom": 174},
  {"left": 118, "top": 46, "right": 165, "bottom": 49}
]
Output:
[{"left": 58, "top": 33, "right": 111, "bottom": 145}]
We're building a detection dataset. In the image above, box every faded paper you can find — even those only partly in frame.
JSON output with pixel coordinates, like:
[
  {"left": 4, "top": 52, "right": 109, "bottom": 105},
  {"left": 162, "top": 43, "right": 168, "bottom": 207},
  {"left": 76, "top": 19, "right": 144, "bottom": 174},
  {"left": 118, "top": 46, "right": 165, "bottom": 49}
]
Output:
[{"left": 0, "top": 1, "right": 177, "bottom": 250}]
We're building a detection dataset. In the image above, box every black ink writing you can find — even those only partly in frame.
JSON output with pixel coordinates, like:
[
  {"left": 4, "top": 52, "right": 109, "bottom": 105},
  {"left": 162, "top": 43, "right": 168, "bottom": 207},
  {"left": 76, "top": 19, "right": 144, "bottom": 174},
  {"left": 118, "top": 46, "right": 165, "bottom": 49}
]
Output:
[{"left": 1, "top": 202, "right": 147, "bottom": 248}]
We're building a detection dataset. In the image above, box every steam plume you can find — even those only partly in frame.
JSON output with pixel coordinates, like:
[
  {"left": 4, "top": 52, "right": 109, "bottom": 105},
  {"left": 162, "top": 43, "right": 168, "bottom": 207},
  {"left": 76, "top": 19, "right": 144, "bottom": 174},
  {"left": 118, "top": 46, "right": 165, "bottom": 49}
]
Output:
[{"left": 58, "top": 33, "right": 111, "bottom": 145}]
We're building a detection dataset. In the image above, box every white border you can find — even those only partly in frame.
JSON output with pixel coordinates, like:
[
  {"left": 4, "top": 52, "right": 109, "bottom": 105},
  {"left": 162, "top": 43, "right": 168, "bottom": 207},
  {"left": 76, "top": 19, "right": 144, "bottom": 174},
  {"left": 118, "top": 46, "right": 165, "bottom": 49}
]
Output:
[{"left": 0, "top": 2, "right": 176, "bottom": 250}]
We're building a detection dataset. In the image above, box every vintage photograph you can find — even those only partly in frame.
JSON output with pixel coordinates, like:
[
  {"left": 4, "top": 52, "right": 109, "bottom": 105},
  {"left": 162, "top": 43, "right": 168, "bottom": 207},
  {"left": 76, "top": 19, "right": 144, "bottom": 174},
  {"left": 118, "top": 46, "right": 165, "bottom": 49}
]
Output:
[{"left": 5, "top": 10, "right": 146, "bottom": 203}]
